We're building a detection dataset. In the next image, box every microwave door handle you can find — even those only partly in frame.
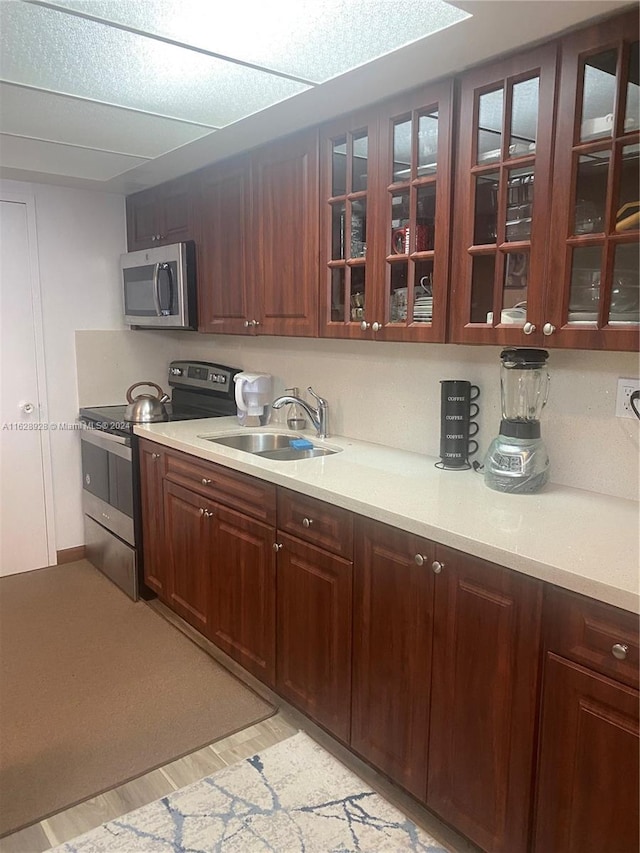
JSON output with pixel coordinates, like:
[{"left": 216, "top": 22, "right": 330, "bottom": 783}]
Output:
[
  {"left": 152, "top": 262, "right": 162, "bottom": 316},
  {"left": 158, "top": 263, "right": 174, "bottom": 316}
]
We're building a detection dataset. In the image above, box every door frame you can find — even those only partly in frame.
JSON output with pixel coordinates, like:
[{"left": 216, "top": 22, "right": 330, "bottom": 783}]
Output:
[{"left": 1, "top": 189, "right": 57, "bottom": 566}]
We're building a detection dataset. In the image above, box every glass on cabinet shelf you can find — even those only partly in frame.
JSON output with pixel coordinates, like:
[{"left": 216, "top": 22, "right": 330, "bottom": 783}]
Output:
[
  {"left": 609, "top": 243, "right": 640, "bottom": 324},
  {"left": 579, "top": 49, "right": 617, "bottom": 142},
  {"left": 474, "top": 172, "right": 499, "bottom": 245}
]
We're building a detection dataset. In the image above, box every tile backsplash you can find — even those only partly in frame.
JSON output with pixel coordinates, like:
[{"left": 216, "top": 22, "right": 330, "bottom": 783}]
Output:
[{"left": 76, "top": 330, "right": 639, "bottom": 501}]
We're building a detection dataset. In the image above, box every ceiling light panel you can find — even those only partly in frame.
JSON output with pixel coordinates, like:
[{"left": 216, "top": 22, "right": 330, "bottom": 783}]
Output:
[
  {"left": 0, "top": 133, "right": 148, "bottom": 180},
  {"left": 0, "top": 2, "right": 310, "bottom": 126},
  {"left": 43, "top": 0, "right": 469, "bottom": 83},
  {"left": 0, "top": 84, "right": 214, "bottom": 157}
]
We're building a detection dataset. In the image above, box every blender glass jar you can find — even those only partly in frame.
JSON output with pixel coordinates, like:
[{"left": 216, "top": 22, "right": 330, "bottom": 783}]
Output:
[{"left": 500, "top": 348, "right": 550, "bottom": 423}]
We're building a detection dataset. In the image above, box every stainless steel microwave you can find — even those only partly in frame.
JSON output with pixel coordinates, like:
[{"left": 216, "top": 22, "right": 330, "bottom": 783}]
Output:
[{"left": 121, "top": 241, "right": 197, "bottom": 330}]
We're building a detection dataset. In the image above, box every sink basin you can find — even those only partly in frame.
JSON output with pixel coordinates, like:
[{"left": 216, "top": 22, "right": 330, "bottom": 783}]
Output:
[{"left": 201, "top": 432, "right": 341, "bottom": 461}]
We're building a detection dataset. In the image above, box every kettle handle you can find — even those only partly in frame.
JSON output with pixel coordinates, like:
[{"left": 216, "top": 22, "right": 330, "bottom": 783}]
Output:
[{"left": 126, "top": 381, "right": 165, "bottom": 403}]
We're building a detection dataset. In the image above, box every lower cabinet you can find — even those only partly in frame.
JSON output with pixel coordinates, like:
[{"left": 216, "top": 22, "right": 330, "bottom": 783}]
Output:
[
  {"left": 163, "top": 480, "right": 212, "bottom": 635},
  {"left": 139, "top": 440, "right": 638, "bottom": 853},
  {"left": 208, "top": 504, "right": 276, "bottom": 686},
  {"left": 427, "top": 545, "right": 543, "bottom": 853},
  {"left": 275, "top": 532, "right": 352, "bottom": 742},
  {"left": 534, "top": 654, "right": 639, "bottom": 853},
  {"left": 351, "top": 518, "right": 434, "bottom": 799}
]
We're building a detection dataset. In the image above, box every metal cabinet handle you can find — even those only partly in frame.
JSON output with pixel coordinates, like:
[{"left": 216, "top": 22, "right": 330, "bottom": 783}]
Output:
[
  {"left": 431, "top": 560, "right": 444, "bottom": 574},
  {"left": 253, "top": 320, "right": 260, "bottom": 327},
  {"left": 371, "top": 322, "right": 382, "bottom": 332},
  {"left": 302, "top": 517, "right": 313, "bottom": 528},
  {"left": 152, "top": 452, "right": 161, "bottom": 460},
  {"left": 203, "top": 509, "right": 213, "bottom": 519},
  {"left": 360, "top": 320, "right": 370, "bottom": 331},
  {"left": 199, "top": 507, "right": 204, "bottom": 516},
  {"left": 273, "top": 542, "right": 283, "bottom": 552},
  {"left": 612, "top": 643, "right": 629, "bottom": 661},
  {"left": 414, "top": 554, "right": 426, "bottom": 566},
  {"left": 523, "top": 322, "right": 536, "bottom": 335},
  {"left": 151, "top": 235, "right": 156, "bottom": 242},
  {"left": 543, "top": 323, "right": 556, "bottom": 336},
  {"left": 201, "top": 478, "right": 213, "bottom": 485}
]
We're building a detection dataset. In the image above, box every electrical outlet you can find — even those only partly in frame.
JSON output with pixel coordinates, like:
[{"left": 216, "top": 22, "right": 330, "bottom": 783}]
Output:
[{"left": 615, "top": 378, "right": 640, "bottom": 419}]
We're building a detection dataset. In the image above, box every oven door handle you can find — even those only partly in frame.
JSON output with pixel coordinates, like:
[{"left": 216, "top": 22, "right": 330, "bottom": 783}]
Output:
[
  {"left": 81, "top": 429, "right": 131, "bottom": 460},
  {"left": 152, "top": 262, "right": 162, "bottom": 316}
]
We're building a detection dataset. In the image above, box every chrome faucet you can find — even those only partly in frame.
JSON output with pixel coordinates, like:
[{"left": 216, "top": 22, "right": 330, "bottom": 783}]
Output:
[{"left": 272, "top": 387, "right": 329, "bottom": 439}]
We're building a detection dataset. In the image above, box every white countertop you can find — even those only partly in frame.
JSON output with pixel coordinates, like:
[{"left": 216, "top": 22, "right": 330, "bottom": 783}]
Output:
[{"left": 135, "top": 418, "right": 640, "bottom": 614}]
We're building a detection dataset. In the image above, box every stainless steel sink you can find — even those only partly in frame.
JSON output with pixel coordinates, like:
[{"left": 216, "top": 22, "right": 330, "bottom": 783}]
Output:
[{"left": 201, "top": 432, "right": 341, "bottom": 461}]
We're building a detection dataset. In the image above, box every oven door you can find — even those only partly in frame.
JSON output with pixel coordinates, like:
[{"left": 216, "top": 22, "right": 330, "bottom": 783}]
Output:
[{"left": 122, "top": 242, "right": 190, "bottom": 328}]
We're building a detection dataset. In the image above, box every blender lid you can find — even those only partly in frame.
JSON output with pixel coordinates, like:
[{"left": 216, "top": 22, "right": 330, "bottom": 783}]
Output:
[{"left": 500, "top": 348, "right": 549, "bottom": 368}]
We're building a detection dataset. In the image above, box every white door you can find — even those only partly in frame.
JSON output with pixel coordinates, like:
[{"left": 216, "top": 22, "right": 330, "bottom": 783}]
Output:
[{"left": 0, "top": 199, "right": 53, "bottom": 574}]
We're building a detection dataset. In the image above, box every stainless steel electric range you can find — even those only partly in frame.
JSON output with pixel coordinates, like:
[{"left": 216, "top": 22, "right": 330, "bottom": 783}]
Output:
[{"left": 78, "top": 360, "right": 241, "bottom": 600}]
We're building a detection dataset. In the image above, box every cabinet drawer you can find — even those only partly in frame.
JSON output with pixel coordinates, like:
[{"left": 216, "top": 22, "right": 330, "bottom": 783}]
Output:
[
  {"left": 277, "top": 488, "right": 353, "bottom": 558},
  {"left": 165, "top": 450, "right": 276, "bottom": 525},
  {"left": 545, "top": 586, "right": 639, "bottom": 689}
]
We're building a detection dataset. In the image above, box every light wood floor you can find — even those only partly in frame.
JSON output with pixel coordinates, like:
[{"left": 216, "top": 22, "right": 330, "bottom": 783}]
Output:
[{"left": 1, "top": 598, "right": 478, "bottom": 853}]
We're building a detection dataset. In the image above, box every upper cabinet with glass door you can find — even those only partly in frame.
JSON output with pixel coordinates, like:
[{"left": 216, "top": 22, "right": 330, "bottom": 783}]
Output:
[
  {"left": 544, "top": 9, "right": 639, "bottom": 351},
  {"left": 449, "top": 44, "right": 558, "bottom": 346},
  {"left": 319, "top": 81, "right": 454, "bottom": 341}
]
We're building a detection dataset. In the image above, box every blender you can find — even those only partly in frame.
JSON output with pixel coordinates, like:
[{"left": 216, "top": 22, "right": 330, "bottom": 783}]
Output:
[{"left": 484, "top": 348, "right": 550, "bottom": 493}]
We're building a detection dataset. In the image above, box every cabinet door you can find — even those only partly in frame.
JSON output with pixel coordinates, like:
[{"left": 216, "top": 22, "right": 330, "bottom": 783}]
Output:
[
  {"left": 197, "top": 157, "right": 253, "bottom": 334},
  {"left": 208, "top": 505, "right": 276, "bottom": 686},
  {"left": 138, "top": 441, "right": 167, "bottom": 599},
  {"left": 351, "top": 518, "right": 434, "bottom": 799},
  {"left": 319, "top": 107, "right": 380, "bottom": 339},
  {"left": 276, "top": 532, "right": 352, "bottom": 742},
  {"left": 158, "top": 176, "right": 193, "bottom": 245},
  {"left": 163, "top": 480, "right": 211, "bottom": 634},
  {"left": 252, "top": 129, "right": 319, "bottom": 337},
  {"left": 449, "top": 44, "right": 558, "bottom": 345},
  {"left": 427, "top": 545, "right": 542, "bottom": 853},
  {"left": 126, "top": 189, "right": 159, "bottom": 251},
  {"left": 534, "top": 653, "right": 639, "bottom": 853},
  {"left": 375, "top": 80, "right": 454, "bottom": 342},
  {"left": 545, "top": 9, "right": 639, "bottom": 351}
]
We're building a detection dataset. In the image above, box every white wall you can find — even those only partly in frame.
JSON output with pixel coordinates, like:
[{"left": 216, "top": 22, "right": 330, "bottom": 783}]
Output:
[
  {"left": 77, "top": 330, "right": 640, "bottom": 502},
  {"left": 0, "top": 179, "right": 127, "bottom": 552}
]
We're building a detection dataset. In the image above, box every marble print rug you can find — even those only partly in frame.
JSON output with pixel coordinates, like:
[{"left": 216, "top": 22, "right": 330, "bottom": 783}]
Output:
[{"left": 51, "top": 732, "right": 451, "bottom": 853}]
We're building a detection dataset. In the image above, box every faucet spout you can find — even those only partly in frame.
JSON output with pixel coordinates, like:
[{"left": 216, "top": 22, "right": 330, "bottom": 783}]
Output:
[{"left": 272, "top": 386, "right": 329, "bottom": 438}]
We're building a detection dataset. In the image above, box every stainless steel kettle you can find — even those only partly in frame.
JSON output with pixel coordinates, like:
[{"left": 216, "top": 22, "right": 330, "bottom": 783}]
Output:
[{"left": 124, "top": 382, "right": 170, "bottom": 423}]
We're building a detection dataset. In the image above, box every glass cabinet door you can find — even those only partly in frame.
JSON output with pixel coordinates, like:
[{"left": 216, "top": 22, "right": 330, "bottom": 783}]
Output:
[
  {"left": 449, "top": 45, "right": 558, "bottom": 345},
  {"left": 545, "top": 9, "right": 639, "bottom": 351},
  {"left": 377, "top": 80, "right": 453, "bottom": 342},
  {"left": 320, "top": 111, "right": 377, "bottom": 338}
]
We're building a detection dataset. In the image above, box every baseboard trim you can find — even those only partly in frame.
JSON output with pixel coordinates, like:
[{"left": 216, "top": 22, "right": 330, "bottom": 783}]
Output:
[{"left": 57, "top": 546, "right": 86, "bottom": 564}]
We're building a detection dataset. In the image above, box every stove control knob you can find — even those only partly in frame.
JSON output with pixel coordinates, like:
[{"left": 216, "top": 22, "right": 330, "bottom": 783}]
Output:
[{"left": 523, "top": 322, "right": 536, "bottom": 335}]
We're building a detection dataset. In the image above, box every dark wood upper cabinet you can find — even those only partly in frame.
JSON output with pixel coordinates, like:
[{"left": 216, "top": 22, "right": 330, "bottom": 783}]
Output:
[
  {"left": 196, "top": 156, "right": 253, "bottom": 334},
  {"left": 319, "top": 81, "right": 454, "bottom": 342},
  {"left": 251, "top": 129, "right": 319, "bottom": 337},
  {"left": 544, "top": 8, "right": 639, "bottom": 351},
  {"left": 449, "top": 43, "right": 558, "bottom": 347},
  {"left": 427, "top": 544, "right": 543, "bottom": 853},
  {"left": 533, "top": 654, "right": 639, "bottom": 853},
  {"left": 351, "top": 518, "right": 434, "bottom": 799},
  {"left": 126, "top": 175, "right": 195, "bottom": 252}
]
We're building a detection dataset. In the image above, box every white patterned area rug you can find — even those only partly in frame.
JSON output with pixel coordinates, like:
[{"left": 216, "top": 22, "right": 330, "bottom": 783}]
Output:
[{"left": 51, "top": 732, "right": 451, "bottom": 853}]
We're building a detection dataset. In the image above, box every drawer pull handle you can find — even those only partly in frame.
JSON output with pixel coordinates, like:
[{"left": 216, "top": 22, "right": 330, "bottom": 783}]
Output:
[
  {"left": 414, "top": 554, "right": 426, "bottom": 566},
  {"left": 273, "top": 542, "right": 283, "bottom": 552},
  {"left": 612, "top": 643, "right": 629, "bottom": 661},
  {"left": 201, "top": 478, "right": 213, "bottom": 485},
  {"left": 432, "top": 560, "right": 444, "bottom": 574},
  {"left": 302, "top": 517, "right": 313, "bottom": 528}
]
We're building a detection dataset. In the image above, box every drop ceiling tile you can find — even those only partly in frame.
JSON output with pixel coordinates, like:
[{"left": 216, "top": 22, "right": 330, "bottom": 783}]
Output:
[
  {"left": 0, "top": 2, "right": 310, "bottom": 126},
  {"left": 50, "top": 0, "right": 469, "bottom": 83},
  {"left": 0, "top": 134, "right": 149, "bottom": 180},
  {"left": 0, "top": 83, "right": 214, "bottom": 157}
]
